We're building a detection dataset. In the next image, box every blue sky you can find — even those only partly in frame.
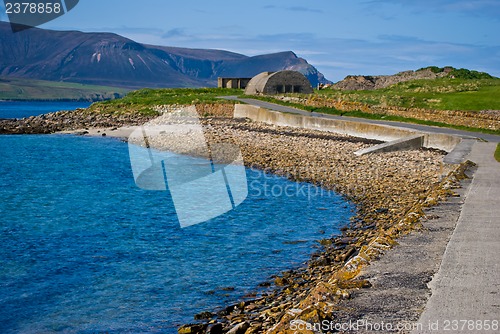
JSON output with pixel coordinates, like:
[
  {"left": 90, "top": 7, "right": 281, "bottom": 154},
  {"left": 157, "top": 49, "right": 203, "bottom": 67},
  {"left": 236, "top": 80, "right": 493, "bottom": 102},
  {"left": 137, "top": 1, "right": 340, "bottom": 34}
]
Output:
[{"left": 1, "top": 0, "right": 499, "bottom": 81}]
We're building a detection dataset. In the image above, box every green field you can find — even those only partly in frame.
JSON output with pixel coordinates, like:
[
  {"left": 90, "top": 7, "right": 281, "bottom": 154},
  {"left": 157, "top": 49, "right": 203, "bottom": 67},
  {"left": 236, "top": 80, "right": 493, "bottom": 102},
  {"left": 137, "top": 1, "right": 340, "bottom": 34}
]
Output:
[
  {"left": 90, "top": 87, "right": 238, "bottom": 115},
  {"left": 321, "top": 77, "right": 500, "bottom": 111},
  {"left": 320, "top": 67, "right": 500, "bottom": 111},
  {"left": 0, "top": 77, "right": 129, "bottom": 101}
]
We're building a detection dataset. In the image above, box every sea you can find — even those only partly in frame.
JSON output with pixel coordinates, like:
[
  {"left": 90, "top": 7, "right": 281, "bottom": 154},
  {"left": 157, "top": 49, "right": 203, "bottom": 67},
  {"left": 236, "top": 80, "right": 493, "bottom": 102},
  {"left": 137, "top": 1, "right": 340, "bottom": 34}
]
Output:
[
  {"left": 0, "top": 101, "right": 355, "bottom": 333},
  {"left": 0, "top": 101, "right": 92, "bottom": 119}
]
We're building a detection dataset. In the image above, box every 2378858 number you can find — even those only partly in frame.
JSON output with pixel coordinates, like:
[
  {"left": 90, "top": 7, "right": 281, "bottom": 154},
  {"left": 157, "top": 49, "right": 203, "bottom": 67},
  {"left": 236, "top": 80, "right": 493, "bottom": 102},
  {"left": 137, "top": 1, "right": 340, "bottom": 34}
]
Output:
[
  {"left": 443, "top": 320, "right": 499, "bottom": 331},
  {"left": 5, "top": 2, "right": 62, "bottom": 14}
]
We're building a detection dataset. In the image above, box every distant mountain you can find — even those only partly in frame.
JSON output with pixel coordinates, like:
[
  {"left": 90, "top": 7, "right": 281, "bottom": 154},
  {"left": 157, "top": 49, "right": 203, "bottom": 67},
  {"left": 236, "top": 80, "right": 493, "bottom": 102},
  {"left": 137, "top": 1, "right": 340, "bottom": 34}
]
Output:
[{"left": 0, "top": 22, "right": 330, "bottom": 89}]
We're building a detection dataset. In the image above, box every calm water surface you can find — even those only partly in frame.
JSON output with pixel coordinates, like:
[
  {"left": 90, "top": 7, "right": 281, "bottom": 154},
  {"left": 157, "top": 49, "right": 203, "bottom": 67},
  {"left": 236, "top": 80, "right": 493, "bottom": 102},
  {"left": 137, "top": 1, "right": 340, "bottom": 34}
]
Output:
[{"left": 0, "top": 101, "right": 91, "bottom": 119}]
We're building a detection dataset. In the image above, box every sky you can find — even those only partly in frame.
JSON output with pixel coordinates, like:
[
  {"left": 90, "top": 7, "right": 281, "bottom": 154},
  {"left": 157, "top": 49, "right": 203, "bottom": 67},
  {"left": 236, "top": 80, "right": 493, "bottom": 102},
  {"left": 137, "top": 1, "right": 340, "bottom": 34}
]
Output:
[{"left": 1, "top": 0, "right": 499, "bottom": 82}]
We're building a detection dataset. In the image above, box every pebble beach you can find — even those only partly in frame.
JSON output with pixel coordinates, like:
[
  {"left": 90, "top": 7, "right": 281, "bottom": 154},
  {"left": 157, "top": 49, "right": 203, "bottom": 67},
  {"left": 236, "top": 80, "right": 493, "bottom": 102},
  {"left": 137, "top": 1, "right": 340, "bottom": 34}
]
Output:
[{"left": 130, "top": 105, "right": 466, "bottom": 334}]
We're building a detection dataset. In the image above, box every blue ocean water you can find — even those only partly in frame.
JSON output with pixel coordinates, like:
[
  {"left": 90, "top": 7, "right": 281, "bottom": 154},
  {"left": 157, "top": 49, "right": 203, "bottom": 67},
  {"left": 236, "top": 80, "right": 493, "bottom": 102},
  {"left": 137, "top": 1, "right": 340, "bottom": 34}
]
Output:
[
  {"left": 0, "top": 104, "right": 355, "bottom": 333},
  {"left": 0, "top": 101, "right": 91, "bottom": 119}
]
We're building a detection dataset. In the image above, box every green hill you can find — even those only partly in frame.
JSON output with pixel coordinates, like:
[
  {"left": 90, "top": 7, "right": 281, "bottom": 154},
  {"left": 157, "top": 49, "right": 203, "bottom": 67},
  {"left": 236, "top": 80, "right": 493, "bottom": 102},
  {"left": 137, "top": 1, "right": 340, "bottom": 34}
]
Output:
[{"left": 324, "top": 77, "right": 500, "bottom": 111}]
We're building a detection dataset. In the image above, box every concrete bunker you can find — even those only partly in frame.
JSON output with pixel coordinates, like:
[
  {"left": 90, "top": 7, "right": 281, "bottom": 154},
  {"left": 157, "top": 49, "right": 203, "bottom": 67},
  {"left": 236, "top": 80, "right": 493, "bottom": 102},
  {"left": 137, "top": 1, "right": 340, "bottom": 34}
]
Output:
[
  {"left": 244, "top": 70, "right": 314, "bottom": 95},
  {"left": 218, "top": 77, "right": 251, "bottom": 89}
]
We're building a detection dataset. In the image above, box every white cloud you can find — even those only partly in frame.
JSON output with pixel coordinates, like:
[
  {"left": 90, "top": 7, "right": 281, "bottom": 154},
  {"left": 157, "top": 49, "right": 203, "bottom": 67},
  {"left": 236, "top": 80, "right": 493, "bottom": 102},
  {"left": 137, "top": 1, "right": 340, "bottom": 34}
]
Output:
[
  {"left": 364, "top": 0, "right": 500, "bottom": 18},
  {"left": 286, "top": 6, "right": 323, "bottom": 14},
  {"left": 262, "top": 5, "right": 323, "bottom": 14},
  {"left": 307, "top": 60, "right": 362, "bottom": 70},
  {"left": 163, "top": 28, "right": 188, "bottom": 39},
  {"left": 294, "top": 50, "right": 328, "bottom": 56},
  {"left": 215, "top": 48, "right": 284, "bottom": 56}
]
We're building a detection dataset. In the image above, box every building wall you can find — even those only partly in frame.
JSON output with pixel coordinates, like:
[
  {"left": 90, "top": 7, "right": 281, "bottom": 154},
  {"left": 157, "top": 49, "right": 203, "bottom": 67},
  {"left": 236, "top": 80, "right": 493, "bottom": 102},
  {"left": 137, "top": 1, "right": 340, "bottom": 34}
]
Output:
[
  {"left": 264, "top": 71, "right": 313, "bottom": 94},
  {"left": 217, "top": 78, "right": 251, "bottom": 89}
]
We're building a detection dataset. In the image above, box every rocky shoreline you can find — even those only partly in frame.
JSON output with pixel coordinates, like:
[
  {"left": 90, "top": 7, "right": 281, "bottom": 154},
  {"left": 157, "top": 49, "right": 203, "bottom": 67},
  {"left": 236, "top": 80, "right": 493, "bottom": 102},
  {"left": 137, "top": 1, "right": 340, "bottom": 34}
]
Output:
[
  {"left": 131, "top": 105, "right": 466, "bottom": 334},
  {"left": 1, "top": 104, "right": 469, "bottom": 334},
  {"left": 0, "top": 107, "right": 157, "bottom": 134}
]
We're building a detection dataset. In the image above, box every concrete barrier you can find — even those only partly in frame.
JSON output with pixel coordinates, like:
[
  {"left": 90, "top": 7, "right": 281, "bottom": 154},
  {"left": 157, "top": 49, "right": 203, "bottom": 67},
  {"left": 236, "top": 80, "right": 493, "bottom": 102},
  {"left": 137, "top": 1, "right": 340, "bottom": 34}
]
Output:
[
  {"left": 355, "top": 135, "right": 425, "bottom": 156},
  {"left": 423, "top": 132, "right": 462, "bottom": 153},
  {"left": 443, "top": 138, "right": 476, "bottom": 164},
  {"left": 234, "top": 104, "right": 462, "bottom": 153}
]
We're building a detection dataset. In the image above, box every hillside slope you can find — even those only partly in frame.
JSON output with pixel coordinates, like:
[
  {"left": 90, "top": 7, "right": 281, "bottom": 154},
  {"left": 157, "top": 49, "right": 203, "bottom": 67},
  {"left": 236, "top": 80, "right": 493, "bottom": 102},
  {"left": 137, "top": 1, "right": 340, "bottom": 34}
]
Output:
[
  {"left": 332, "top": 67, "right": 495, "bottom": 91},
  {"left": 0, "top": 77, "right": 128, "bottom": 101},
  {"left": 0, "top": 22, "right": 330, "bottom": 89}
]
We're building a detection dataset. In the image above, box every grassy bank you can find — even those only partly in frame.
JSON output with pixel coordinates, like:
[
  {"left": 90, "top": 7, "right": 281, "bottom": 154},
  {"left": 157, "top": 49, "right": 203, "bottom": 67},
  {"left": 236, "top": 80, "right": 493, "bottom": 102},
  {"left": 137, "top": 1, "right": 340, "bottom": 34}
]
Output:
[
  {"left": 89, "top": 87, "right": 238, "bottom": 115},
  {"left": 322, "top": 77, "right": 500, "bottom": 111},
  {"left": 249, "top": 95, "right": 500, "bottom": 136},
  {"left": 495, "top": 143, "right": 500, "bottom": 163},
  {"left": 0, "top": 77, "right": 129, "bottom": 101}
]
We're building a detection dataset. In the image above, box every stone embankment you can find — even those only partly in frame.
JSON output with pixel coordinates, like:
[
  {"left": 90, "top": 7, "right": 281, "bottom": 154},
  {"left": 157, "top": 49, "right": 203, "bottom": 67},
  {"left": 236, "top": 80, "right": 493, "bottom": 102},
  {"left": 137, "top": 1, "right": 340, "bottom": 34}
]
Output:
[
  {"left": 0, "top": 103, "right": 237, "bottom": 135},
  {"left": 277, "top": 95, "right": 500, "bottom": 131},
  {"left": 0, "top": 108, "right": 157, "bottom": 134}
]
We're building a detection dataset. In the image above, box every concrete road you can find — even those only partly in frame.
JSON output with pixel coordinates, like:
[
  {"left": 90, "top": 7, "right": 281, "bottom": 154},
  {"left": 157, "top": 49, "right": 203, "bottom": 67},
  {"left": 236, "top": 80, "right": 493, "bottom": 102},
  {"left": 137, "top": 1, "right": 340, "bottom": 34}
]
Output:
[
  {"left": 413, "top": 142, "right": 500, "bottom": 333},
  {"left": 221, "top": 96, "right": 500, "bottom": 143}
]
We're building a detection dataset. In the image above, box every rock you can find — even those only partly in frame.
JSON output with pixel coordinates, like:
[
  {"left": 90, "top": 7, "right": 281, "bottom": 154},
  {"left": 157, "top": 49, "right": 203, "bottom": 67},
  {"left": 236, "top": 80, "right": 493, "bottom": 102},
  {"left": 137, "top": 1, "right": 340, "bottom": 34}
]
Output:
[
  {"left": 244, "top": 324, "right": 262, "bottom": 334},
  {"left": 375, "top": 207, "right": 389, "bottom": 214},
  {"left": 332, "top": 68, "right": 449, "bottom": 91},
  {"left": 298, "top": 307, "right": 330, "bottom": 323},
  {"left": 194, "top": 311, "right": 214, "bottom": 320},
  {"left": 337, "top": 279, "right": 372, "bottom": 289},
  {"left": 227, "top": 321, "right": 250, "bottom": 334},
  {"left": 206, "top": 323, "right": 223, "bottom": 334},
  {"left": 75, "top": 131, "right": 89, "bottom": 135},
  {"left": 309, "top": 256, "right": 329, "bottom": 267},
  {"left": 274, "top": 277, "right": 289, "bottom": 286},
  {"left": 177, "top": 324, "right": 207, "bottom": 334}
]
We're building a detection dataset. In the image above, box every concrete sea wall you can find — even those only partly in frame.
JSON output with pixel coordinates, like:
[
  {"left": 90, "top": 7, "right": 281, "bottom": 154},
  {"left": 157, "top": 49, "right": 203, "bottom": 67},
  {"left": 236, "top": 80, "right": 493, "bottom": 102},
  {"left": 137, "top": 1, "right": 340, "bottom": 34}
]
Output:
[{"left": 234, "top": 104, "right": 462, "bottom": 153}]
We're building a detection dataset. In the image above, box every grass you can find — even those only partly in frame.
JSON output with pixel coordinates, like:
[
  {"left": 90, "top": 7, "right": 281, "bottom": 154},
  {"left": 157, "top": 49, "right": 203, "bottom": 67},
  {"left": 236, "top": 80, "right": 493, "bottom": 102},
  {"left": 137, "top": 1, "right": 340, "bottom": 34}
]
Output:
[
  {"left": 321, "top": 77, "right": 500, "bottom": 111},
  {"left": 89, "top": 87, "right": 241, "bottom": 115},
  {"left": 0, "top": 77, "right": 129, "bottom": 101},
  {"left": 249, "top": 95, "right": 500, "bottom": 136},
  {"left": 495, "top": 143, "right": 500, "bottom": 163}
]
